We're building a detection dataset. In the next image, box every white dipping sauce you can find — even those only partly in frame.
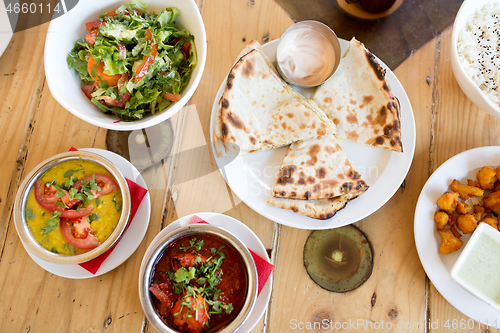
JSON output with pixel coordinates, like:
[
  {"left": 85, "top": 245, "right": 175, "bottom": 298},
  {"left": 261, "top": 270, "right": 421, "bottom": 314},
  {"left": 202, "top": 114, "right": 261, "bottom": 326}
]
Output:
[
  {"left": 277, "top": 28, "right": 336, "bottom": 86},
  {"left": 457, "top": 232, "right": 500, "bottom": 304}
]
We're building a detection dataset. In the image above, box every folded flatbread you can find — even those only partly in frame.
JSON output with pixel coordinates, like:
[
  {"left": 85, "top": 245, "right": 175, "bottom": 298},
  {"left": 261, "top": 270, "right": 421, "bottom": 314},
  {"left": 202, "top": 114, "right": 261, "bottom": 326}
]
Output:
[
  {"left": 313, "top": 38, "right": 403, "bottom": 152},
  {"left": 267, "top": 193, "right": 356, "bottom": 220},
  {"left": 271, "top": 134, "right": 369, "bottom": 200},
  {"left": 214, "top": 40, "right": 336, "bottom": 156}
]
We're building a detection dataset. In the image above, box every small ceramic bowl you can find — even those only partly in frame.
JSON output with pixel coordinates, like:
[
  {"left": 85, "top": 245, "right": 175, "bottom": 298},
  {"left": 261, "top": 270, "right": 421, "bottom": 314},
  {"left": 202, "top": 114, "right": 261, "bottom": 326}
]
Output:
[
  {"left": 13, "top": 150, "right": 131, "bottom": 264},
  {"left": 44, "top": 0, "right": 207, "bottom": 130},
  {"left": 276, "top": 20, "right": 341, "bottom": 88},
  {"left": 450, "top": 0, "right": 500, "bottom": 118},
  {"left": 451, "top": 223, "right": 500, "bottom": 313},
  {"left": 139, "top": 223, "right": 258, "bottom": 333}
]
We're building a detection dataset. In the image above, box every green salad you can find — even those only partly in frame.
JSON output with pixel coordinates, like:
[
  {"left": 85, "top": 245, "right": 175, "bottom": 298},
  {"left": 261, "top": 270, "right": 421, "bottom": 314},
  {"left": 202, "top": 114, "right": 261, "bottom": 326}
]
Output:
[{"left": 67, "top": 0, "right": 197, "bottom": 121}]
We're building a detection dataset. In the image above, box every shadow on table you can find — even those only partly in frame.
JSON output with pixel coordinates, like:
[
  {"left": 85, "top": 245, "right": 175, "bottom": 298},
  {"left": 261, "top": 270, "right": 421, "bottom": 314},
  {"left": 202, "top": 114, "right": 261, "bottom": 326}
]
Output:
[{"left": 275, "top": 0, "right": 463, "bottom": 69}]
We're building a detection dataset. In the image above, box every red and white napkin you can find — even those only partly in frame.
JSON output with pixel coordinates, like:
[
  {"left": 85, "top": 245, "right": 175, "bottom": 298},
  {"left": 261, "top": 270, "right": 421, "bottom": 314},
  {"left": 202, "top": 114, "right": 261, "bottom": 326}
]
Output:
[
  {"left": 188, "top": 215, "right": 274, "bottom": 296},
  {"left": 69, "top": 147, "right": 148, "bottom": 274}
]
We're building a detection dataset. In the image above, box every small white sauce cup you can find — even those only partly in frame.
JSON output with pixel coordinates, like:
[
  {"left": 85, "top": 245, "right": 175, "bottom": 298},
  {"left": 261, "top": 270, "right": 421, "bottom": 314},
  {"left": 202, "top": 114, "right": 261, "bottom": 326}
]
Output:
[
  {"left": 450, "top": 223, "right": 500, "bottom": 313},
  {"left": 276, "top": 20, "right": 341, "bottom": 88}
]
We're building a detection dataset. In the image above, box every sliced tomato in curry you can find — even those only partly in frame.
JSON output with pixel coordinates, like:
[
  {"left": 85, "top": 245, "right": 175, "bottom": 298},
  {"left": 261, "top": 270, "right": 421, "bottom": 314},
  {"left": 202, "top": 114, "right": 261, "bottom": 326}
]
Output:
[
  {"left": 72, "top": 173, "right": 119, "bottom": 199},
  {"left": 60, "top": 217, "right": 100, "bottom": 249},
  {"left": 34, "top": 181, "right": 94, "bottom": 218}
]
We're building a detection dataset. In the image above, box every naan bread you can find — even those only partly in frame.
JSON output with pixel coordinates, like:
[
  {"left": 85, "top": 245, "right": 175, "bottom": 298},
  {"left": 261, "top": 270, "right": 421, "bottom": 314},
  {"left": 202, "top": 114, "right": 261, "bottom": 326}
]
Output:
[
  {"left": 214, "top": 41, "right": 336, "bottom": 156},
  {"left": 313, "top": 38, "right": 403, "bottom": 152},
  {"left": 271, "top": 135, "right": 369, "bottom": 200},
  {"left": 267, "top": 192, "right": 357, "bottom": 220}
]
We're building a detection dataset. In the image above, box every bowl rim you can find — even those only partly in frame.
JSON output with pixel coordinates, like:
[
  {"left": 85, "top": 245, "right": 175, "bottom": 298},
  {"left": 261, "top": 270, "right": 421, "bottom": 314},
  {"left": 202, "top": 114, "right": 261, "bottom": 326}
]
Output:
[
  {"left": 43, "top": 0, "right": 207, "bottom": 131},
  {"left": 276, "top": 20, "right": 342, "bottom": 88},
  {"left": 450, "top": 0, "right": 500, "bottom": 117},
  {"left": 138, "top": 223, "right": 258, "bottom": 333},
  {"left": 13, "top": 150, "right": 131, "bottom": 264}
]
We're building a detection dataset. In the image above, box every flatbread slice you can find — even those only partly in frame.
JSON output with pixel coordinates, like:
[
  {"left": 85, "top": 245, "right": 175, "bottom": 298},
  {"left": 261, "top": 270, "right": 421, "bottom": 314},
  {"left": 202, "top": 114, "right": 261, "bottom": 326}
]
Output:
[
  {"left": 313, "top": 37, "right": 402, "bottom": 152},
  {"left": 267, "top": 192, "right": 356, "bottom": 220},
  {"left": 214, "top": 40, "right": 336, "bottom": 156},
  {"left": 271, "top": 134, "right": 369, "bottom": 200}
]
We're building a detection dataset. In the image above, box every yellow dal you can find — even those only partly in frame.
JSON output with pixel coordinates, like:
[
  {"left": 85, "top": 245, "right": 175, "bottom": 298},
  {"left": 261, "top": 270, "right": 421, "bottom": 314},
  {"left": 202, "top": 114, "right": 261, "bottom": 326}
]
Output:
[{"left": 25, "top": 160, "right": 122, "bottom": 255}]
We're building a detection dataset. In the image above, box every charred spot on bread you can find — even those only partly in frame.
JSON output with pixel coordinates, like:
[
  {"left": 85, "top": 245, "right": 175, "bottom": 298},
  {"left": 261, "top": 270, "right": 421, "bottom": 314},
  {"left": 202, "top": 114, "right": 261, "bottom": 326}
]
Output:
[
  {"left": 316, "top": 167, "right": 327, "bottom": 179},
  {"left": 227, "top": 73, "right": 234, "bottom": 90},
  {"left": 304, "top": 191, "right": 312, "bottom": 199},
  {"left": 227, "top": 112, "right": 246, "bottom": 131},
  {"left": 341, "top": 182, "right": 353, "bottom": 193},
  {"left": 221, "top": 123, "right": 228, "bottom": 137},
  {"left": 350, "top": 170, "right": 361, "bottom": 180},
  {"left": 355, "top": 180, "right": 367, "bottom": 191},
  {"left": 222, "top": 98, "right": 230, "bottom": 109}
]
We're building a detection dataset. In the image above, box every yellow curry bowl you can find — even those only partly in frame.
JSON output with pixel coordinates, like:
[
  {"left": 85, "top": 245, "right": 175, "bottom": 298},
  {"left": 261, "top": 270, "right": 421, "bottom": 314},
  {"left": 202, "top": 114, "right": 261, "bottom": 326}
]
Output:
[{"left": 13, "top": 150, "right": 131, "bottom": 265}]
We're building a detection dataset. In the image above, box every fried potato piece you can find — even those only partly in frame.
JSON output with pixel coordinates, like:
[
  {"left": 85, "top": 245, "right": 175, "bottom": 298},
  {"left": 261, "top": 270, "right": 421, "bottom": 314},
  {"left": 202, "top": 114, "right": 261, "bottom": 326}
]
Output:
[
  {"left": 448, "top": 215, "right": 458, "bottom": 226},
  {"left": 434, "top": 211, "right": 449, "bottom": 229},
  {"left": 494, "top": 180, "right": 500, "bottom": 192},
  {"left": 467, "top": 179, "right": 481, "bottom": 188},
  {"left": 456, "top": 201, "right": 472, "bottom": 214},
  {"left": 450, "top": 179, "right": 484, "bottom": 197},
  {"left": 479, "top": 214, "right": 499, "bottom": 230},
  {"left": 438, "top": 229, "right": 463, "bottom": 255},
  {"left": 436, "top": 192, "right": 459, "bottom": 214},
  {"left": 477, "top": 166, "right": 498, "bottom": 190},
  {"left": 473, "top": 204, "right": 485, "bottom": 221},
  {"left": 457, "top": 214, "right": 477, "bottom": 234},
  {"left": 483, "top": 191, "right": 500, "bottom": 215},
  {"left": 451, "top": 225, "right": 462, "bottom": 238}
]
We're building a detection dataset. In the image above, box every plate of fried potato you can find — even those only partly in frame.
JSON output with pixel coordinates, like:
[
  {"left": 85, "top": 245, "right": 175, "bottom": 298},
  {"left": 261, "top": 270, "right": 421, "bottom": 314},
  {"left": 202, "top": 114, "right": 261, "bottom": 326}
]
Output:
[{"left": 415, "top": 146, "right": 500, "bottom": 326}]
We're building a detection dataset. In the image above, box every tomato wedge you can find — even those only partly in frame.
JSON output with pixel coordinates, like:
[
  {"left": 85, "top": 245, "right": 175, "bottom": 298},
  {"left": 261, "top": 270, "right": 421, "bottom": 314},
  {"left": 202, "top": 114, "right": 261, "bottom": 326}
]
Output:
[
  {"left": 81, "top": 82, "right": 97, "bottom": 100},
  {"left": 105, "top": 8, "right": 139, "bottom": 17},
  {"left": 95, "top": 74, "right": 131, "bottom": 109},
  {"left": 33, "top": 181, "right": 93, "bottom": 218},
  {"left": 134, "top": 28, "right": 157, "bottom": 83},
  {"left": 85, "top": 34, "right": 96, "bottom": 45},
  {"left": 163, "top": 92, "right": 181, "bottom": 102},
  {"left": 85, "top": 21, "right": 103, "bottom": 35},
  {"left": 87, "top": 55, "right": 122, "bottom": 86},
  {"left": 60, "top": 217, "right": 100, "bottom": 249},
  {"left": 72, "top": 174, "right": 119, "bottom": 199}
]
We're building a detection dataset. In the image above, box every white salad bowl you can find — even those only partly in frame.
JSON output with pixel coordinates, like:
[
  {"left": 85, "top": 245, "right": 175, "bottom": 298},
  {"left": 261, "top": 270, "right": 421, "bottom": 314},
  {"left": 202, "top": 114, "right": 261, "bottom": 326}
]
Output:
[
  {"left": 44, "top": 0, "right": 207, "bottom": 130},
  {"left": 450, "top": 0, "right": 500, "bottom": 118}
]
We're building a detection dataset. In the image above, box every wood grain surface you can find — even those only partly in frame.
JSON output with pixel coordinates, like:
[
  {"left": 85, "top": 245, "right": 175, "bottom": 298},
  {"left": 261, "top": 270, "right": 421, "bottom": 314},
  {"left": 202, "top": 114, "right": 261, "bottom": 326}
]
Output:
[{"left": 0, "top": 0, "right": 499, "bottom": 332}]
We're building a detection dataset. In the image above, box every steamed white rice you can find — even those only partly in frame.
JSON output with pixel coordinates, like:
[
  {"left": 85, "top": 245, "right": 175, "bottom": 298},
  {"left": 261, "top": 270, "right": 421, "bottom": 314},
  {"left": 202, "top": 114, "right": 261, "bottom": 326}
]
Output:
[{"left": 458, "top": 2, "right": 500, "bottom": 106}]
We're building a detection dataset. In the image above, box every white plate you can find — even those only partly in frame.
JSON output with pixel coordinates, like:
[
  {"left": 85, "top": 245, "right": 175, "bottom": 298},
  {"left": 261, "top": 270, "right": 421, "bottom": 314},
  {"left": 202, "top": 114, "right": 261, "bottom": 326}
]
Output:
[
  {"left": 144, "top": 212, "right": 272, "bottom": 333},
  {"left": 0, "top": 1, "right": 14, "bottom": 58},
  {"left": 210, "top": 39, "right": 416, "bottom": 229},
  {"left": 25, "top": 148, "right": 151, "bottom": 279},
  {"left": 414, "top": 146, "right": 500, "bottom": 327}
]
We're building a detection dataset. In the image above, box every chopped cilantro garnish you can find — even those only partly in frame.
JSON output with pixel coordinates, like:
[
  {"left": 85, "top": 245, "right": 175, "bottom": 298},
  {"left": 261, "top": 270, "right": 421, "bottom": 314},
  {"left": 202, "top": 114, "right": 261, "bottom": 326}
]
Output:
[
  {"left": 96, "top": 198, "right": 102, "bottom": 207},
  {"left": 41, "top": 212, "right": 60, "bottom": 236},
  {"left": 89, "top": 174, "right": 101, "bottom": 192},
  {"left": 112, "top": 193, "right": 122, "bottom": 212},
  {"left": 52, "top": 184, "right": 66, "bottom": 199},
  {"left": 25, "top": 207, "right": 35, "bottom": 220},
  {"left": 88, "top": 213, "right": 100, "bottom": 223},
  {"left": 55, "top": 201, "right": 69, "bottom": 209}
]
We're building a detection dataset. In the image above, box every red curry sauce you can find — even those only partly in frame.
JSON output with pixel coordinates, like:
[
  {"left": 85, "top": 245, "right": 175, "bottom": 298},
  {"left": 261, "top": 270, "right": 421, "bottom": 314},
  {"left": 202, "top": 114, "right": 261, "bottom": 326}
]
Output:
[{"left": 149, "top": 233, "right": 248, "bottom": 333}]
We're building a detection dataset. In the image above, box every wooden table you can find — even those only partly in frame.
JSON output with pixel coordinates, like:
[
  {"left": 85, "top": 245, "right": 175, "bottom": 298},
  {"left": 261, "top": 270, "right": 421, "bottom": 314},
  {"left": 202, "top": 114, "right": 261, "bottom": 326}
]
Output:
[{"left": 0, "top": 0, "right": 498, "bottom": 332}]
